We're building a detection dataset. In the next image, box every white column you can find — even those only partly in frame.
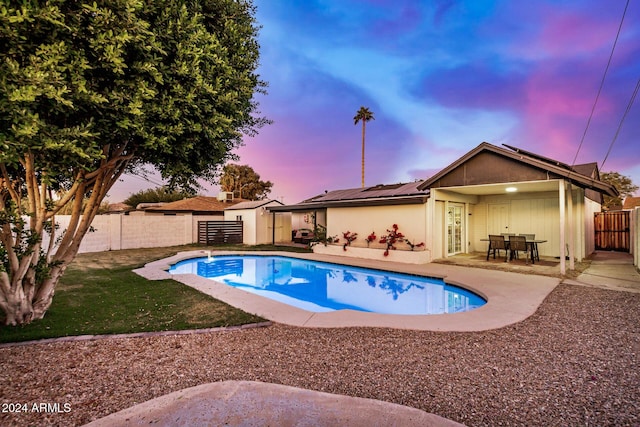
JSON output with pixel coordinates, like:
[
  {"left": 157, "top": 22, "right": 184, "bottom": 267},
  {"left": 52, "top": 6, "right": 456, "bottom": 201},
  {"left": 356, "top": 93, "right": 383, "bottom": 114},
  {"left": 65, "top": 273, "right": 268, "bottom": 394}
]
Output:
[
  {"left": 567, "top": 182, "right": 575, "bottom": 270},
  {"left": 464, "top": 202, "right": 470, "bottom": 254},
  {"left": 427, "top": 190, "right": 436, "bottom": 262},
  {"left": 444, "top": 199, "right": 449, "bottom": 257},
  {"left": 559, "top": 180, "right": 566, "bottom": 275}
]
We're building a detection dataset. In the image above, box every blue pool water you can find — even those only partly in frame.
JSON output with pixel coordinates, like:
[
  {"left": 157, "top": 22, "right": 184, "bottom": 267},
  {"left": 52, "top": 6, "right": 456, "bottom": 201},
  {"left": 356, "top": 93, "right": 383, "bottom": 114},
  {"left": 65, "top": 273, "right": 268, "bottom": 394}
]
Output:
[{"left": 169, "top": 255, "right": 486, "bottom": 315}]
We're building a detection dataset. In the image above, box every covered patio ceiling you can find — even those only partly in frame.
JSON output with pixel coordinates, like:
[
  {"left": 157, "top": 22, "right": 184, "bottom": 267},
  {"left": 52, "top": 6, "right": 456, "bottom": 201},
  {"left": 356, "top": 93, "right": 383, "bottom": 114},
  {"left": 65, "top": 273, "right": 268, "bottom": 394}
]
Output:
[{"left": 434, "top": 179, "right": 566, "bottom": 196}]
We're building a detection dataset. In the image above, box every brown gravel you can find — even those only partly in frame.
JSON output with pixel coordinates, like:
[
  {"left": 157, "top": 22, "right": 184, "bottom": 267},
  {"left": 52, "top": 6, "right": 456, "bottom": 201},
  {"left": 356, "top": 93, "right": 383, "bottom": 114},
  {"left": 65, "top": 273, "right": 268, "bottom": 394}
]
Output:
[{"left": 1, "top": 283, "right": 638, "bottom": 427}]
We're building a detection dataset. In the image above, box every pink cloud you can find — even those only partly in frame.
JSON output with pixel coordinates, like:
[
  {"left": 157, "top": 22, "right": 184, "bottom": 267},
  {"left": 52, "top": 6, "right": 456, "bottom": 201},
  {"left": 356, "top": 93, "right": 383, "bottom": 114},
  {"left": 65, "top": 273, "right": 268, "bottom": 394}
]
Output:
[{"left": 538, "top": 11, "right": 621, "bottom": 56}]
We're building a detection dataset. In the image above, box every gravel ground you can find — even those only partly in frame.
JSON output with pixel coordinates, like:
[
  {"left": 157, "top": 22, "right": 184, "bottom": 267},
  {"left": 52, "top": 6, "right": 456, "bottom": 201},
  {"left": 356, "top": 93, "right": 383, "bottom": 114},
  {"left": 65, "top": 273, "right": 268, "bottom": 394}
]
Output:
[{"left": 1, "top": 283, "right": 638, "bottom": 427}]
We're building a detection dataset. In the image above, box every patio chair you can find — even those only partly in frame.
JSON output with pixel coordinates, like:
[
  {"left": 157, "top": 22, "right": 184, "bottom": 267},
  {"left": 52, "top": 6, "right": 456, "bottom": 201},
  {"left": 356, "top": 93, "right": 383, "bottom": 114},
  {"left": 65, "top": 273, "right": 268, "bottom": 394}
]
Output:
[
  {"left": 519, "top": 234, "right": 539, "bottom": 261},
  {"left": 486, "top": 235, "right": 508, "bottom": 261},
  {"left": 509, "top": 235, "right": 529, "bottom": 264}
]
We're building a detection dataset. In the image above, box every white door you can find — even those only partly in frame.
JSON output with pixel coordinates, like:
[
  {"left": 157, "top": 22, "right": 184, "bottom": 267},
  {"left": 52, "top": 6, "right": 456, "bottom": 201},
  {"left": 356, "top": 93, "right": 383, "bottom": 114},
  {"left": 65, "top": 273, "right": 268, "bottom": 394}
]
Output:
[
  {"left": 447, "top": 204, "right": 464, "bottom": 255},
  {"left": 488, "top": 203, "right": 510, "bottom": 235}
]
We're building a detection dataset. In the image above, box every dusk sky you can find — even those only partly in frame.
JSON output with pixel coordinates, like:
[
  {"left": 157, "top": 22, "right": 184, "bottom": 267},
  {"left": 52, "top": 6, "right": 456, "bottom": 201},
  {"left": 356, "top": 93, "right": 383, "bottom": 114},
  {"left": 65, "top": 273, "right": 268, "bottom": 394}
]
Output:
[{"left": 110, "top": 0, "right": 640, "bottom": 204}]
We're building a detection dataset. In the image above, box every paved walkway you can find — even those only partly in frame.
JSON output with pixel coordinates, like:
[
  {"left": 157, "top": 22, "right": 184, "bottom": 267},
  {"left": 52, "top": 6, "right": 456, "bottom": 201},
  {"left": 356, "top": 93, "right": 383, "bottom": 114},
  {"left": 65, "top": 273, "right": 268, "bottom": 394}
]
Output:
[{"left": 563, "top": 250, "right": 640, "bottom": 293}]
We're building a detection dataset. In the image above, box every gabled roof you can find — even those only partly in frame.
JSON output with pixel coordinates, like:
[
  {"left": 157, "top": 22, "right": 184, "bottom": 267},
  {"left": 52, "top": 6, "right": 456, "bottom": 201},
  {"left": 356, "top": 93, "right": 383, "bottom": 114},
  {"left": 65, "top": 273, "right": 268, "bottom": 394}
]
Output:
[
  {"left": 225, "top": 199, "right": 284, "bottom": 210},
  {"left": 269, "top": 181, "right": 429, "bottom": 212},
  {"left": 417, "top": 142, "right": 618, "bottom": 197},
  {"left": 623, "top": 196, "right": 640, "bottom": 210},
  {"left": 145, "top": 196, "right": 245, "bottom": 213}
]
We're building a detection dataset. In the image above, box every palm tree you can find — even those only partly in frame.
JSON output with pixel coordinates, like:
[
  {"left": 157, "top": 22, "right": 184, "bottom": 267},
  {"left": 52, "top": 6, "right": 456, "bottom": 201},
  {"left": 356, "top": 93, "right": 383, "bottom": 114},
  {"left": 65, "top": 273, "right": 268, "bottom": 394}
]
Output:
[{"left": 353, "top": 106, "right": 375, "bottom": 188}]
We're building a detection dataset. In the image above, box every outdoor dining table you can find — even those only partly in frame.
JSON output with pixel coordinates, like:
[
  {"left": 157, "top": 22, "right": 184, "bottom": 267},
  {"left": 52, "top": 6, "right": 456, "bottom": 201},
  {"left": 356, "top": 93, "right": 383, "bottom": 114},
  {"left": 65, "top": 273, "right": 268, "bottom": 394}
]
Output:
[
  {"left": 481, "top": 238, "right": 547, "bottom": 264},
  {"left": 521, "top": 239, "right": 546, "bottom": 264}
]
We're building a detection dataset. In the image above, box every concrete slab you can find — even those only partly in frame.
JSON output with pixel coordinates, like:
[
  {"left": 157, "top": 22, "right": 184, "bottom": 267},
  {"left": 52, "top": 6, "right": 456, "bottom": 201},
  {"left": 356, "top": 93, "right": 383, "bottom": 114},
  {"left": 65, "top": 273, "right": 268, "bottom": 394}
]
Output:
[
  {"left": 136, "top": 250, "right": 560, "bottom": 332},
  {"left": 83, "top": 381, "right": 464, "bottom": 427},
  {"left": 562, "top": 251, "right": 640, "bottom": 293}
]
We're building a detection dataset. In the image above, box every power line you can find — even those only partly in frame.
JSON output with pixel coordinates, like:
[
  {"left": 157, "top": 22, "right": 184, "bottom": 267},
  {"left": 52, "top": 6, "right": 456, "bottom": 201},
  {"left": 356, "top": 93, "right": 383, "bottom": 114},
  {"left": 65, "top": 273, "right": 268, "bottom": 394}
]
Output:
[
  {"left": 571, "top": 0, "right": 630, "bottom": 168},
  {"left": 600, "top": 77, "right": 640, "bottom": 170},
  {"left": 127, "top": 170, "right": 165, "bottom": 187}
]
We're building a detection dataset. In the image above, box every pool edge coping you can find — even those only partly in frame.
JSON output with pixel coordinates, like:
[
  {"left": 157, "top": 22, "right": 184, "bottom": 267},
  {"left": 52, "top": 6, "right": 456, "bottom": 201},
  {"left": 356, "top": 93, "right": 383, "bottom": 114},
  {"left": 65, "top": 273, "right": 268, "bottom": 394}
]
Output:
[{"left": 134, "top": 250, "right": 560, "bottom": 332}]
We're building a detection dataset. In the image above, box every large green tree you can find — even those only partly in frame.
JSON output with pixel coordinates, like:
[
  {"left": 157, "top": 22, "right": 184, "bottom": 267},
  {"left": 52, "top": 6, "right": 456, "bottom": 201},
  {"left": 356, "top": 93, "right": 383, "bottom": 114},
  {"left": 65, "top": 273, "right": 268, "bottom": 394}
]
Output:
[
  {"left": 600, "top": 171, "right": 638, "bottom": 209},
  {"left": 219, "top": 164, "right": 272, "bottom": 200},
  {"left": 353, "top": 106, "right": 374, "bottom": 188},
  {"left": 0, "top": 0, "right": 268, "bottom": 325}
]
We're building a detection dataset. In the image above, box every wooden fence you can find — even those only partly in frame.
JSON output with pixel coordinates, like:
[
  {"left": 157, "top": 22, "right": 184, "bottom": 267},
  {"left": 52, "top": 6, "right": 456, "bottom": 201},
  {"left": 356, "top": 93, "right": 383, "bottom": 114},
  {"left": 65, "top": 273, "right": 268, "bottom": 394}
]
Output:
[
  {"left": 198, "top": 221, "right": 243, "bottom": 245},
  {"left": 594, "top": 211, "right": 630, "bottom": 252}
]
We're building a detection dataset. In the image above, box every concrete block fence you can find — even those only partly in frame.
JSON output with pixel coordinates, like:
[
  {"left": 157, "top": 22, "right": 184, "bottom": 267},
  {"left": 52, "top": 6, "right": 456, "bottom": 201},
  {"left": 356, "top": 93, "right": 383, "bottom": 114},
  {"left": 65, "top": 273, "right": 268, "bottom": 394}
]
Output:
[{"left": 39, "top": 214, "right": 220, "bottom": 254}]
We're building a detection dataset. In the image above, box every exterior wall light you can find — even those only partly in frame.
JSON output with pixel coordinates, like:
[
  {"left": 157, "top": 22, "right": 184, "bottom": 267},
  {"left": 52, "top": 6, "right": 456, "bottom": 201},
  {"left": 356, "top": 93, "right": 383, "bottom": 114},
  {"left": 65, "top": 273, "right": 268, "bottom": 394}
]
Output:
[{"left": 505, "top": 187, "right": 518, "bottom": 193}]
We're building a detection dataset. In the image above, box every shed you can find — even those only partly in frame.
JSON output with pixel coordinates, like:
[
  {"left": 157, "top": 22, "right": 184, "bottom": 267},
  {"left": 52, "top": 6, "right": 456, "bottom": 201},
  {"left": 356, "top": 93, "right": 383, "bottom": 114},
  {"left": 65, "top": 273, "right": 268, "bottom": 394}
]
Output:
[{"left": 224, "top": 200, "right": 290, "bottom": 245}]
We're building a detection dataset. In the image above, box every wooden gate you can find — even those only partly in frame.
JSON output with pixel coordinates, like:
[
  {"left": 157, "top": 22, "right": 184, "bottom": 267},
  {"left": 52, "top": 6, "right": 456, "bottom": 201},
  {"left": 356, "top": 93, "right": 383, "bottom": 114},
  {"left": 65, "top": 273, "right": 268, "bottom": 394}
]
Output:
[
  {"left": 594, "top": 211, "right": 630, "bottom": 252},
  {"left": 198, "top": 221, "right": 243, "bottom": 245}
]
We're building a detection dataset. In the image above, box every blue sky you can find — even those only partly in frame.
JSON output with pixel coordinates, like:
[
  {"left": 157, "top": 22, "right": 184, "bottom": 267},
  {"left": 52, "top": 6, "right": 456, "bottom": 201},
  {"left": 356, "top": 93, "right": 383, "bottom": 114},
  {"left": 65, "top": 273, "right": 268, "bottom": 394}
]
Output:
[{"left": 110, "top": 0, "right": 640, "bottom": 203}]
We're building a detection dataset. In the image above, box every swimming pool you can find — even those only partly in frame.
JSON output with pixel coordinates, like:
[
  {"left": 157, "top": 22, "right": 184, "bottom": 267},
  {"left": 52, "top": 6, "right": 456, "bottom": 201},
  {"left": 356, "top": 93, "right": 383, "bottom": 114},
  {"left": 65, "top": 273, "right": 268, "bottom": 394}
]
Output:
[{"left": 169, "top": 255, "right": 486, "bottom": 315}]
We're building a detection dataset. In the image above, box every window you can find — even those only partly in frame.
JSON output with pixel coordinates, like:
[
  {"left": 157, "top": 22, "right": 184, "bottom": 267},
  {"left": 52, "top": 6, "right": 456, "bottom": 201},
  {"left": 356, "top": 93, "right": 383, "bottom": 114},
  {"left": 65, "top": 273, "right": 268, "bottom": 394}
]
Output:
[{"left": 236, "top": 215, "right": 242, "bottom": 221}]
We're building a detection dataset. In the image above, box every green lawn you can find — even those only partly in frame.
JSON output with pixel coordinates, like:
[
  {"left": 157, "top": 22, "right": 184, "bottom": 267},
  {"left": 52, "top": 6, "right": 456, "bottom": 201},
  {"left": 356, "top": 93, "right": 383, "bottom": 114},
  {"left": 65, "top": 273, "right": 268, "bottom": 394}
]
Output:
[{"left": 0, "top": 244, "right": 311, "bottom": 343}]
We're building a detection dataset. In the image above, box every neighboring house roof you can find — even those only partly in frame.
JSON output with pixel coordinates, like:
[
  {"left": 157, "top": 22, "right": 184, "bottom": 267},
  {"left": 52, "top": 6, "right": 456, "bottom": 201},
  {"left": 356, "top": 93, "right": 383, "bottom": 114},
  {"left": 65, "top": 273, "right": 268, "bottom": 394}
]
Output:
[
  {"left": 417, "top": 142, "right": 618, "bottom": 197},
  {"left": 623, "top": 196, "right": 640, "bottom": 210},
  {"left": 106, "top": 202, "right": 132, "bottom": 213},
  {"left": 571, "top": 162, "right": 600, "bottom": 180},
  {"left": 269, "top": 181, "right": 430, "bottom": 212},
  {"left": 144, "top": 196, "right": 245, "bottom": 214},
  {"left": 136, "top": 202, "right": 168, "bottom": 209},
  {"left": 225, "top": 199, "right": 284, "bottom": 210}
]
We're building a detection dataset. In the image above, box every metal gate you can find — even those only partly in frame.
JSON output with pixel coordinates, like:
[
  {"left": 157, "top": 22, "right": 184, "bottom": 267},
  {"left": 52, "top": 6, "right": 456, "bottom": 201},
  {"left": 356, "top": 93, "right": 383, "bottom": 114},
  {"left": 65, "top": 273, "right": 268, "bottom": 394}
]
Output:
[
  {"left": 594, "top": 211, "right": 630, "bottom": 252},
  {"left": 198, "top": 221, "right": 243, "bottom": 245}
]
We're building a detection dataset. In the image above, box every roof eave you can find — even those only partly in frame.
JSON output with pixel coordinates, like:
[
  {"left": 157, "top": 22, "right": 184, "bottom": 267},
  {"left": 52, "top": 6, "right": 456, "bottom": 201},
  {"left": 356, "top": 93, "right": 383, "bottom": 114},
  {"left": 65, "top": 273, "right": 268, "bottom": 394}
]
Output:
[
  {"left": 268, "top": 195, "right": 429, "bottom": 212},
  {"left": 417, "top": 142, "right": 618, "bottom": 197}
]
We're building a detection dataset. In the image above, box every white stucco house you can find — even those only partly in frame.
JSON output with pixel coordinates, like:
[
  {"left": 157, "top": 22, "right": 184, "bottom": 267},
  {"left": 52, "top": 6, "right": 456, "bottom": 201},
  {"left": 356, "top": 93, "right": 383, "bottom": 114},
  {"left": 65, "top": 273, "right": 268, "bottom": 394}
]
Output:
[{"left": 269, "top": 142, "right": 619, "bottom": 274}]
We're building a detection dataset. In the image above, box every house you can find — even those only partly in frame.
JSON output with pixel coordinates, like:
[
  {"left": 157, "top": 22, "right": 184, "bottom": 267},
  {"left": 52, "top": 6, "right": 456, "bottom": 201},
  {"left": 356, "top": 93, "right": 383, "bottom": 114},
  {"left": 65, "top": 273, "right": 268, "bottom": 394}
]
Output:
[
  {"left": 269, "top": 181, "right": 431, "bottom": 260},
  {"left": 270, "top": 142, "right": 619, "bottom": 274},
  {"left": 129, "top": 193, "right": 246, "bottom": 243},
  {"left": 623, "top": 196, "right": 640, "bottom": 210},
  {"left": 132, "top": 193, "right": 244, "bottom": 217},
  {"left": 223, "top": 199, "right": 290, "bottom": 245}
]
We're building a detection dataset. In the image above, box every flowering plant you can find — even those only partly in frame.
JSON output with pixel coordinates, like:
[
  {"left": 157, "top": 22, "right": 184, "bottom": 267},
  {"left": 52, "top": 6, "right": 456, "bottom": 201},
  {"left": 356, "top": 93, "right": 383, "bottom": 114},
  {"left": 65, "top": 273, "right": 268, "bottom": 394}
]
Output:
[
  {"left": 342, "top": 231, "right": 358, "bottom": 251},
  {"left": 366, "top": 231, "right": 376, "bottom": 247},
  {"left": 379, "top": 224, "right": 404, "bottom": 256},
  {"left": 405, "top": 239, "right": 425, "bottom": 251}
]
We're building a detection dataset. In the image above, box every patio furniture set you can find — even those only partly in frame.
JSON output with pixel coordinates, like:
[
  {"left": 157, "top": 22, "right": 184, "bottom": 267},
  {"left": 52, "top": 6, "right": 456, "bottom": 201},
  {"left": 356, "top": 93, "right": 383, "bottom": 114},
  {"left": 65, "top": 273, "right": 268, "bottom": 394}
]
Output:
[{"left": 485, "top": 234, "right": 546, "bottom": 264}]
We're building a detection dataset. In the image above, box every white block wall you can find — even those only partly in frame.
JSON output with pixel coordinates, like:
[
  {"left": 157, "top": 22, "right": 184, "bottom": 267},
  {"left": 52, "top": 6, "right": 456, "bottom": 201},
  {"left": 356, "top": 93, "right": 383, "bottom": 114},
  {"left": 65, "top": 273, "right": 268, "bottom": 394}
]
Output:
[{"left": 39, "top": 214, "right": 203, "bottom": 254}]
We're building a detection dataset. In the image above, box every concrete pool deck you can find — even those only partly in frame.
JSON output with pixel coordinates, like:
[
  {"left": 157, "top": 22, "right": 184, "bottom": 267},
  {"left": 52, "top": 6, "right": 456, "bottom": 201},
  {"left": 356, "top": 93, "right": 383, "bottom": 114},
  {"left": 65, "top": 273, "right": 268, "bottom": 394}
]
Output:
[{"left": 134, "top": 250, "right": 561, "bottom": 332}]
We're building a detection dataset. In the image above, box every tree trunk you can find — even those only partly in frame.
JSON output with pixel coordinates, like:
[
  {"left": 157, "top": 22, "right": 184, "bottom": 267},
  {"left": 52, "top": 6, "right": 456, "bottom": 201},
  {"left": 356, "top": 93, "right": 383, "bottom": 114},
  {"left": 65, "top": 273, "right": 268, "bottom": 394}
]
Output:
[
  {"left": 32, "top": 266, "right": 66, "bottom": 321},
  {"left": 361, "top": 121, "right": 366, "bottom": 188},
  {"left": 1, "top": 149, "right": 127, "bottom": 326},
  {"left": 2, "top": 285, "right": 33, "bottom": 326}
]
